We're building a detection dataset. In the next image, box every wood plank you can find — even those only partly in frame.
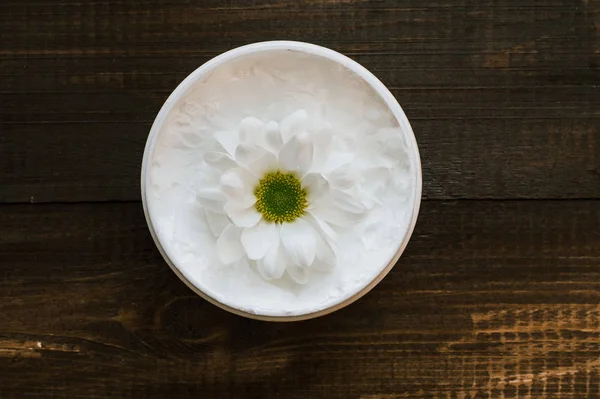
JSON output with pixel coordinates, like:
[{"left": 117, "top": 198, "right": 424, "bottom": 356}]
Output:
[
  {"left": 0, "top": 200, "right": 598, "bottom": 398},
  {"left": 1, "top": 0, "right": 599, "bottom": 202},
  {"left": 3, "top": 118, "right": 599, "bottom": 203}
]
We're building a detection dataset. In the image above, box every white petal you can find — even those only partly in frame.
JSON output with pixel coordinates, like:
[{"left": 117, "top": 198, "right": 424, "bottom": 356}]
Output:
[
  {"left": 235, "top": 144, "right": 268, "bottom": 169},
  {"left": 312, "top": 236, "right": 337, "bottom": 271},
  {"left": 264, "top": 121, "right": 283, "bottom": 152},
  {"left": 238, "top": 116, "right": 265, "bottom": 143},
  {"left": 280, "top": 109, "right": 308, "bottom": 142},
  {"left": 322, "top": 151, "right": 354, "bottom": 174},
  {"left": 310, "top": 190, "right": 367, "bottom": 227},
  {"left": 196, "top": 186, "right": 224, "bottom": 201},
  {"left": 205, "top": 209, "right": 230, "bottom": 237},
  {"left": 196, "top": 187, "right": 226, "bottom": 214},
  {"left": 305, "top": 212, "right": 337, "bottom": 246},
  {"left": 216, "top": 224, "right": 244, "bottom": 265},
  {"left": 321, "top": 136, "right": 355, "bottom": 173},
  {"left": 204, "top": 151, "right": 236, "bottom": 173},
  {"left": 332, "top": 190, "right": 368, "bottom": 214},
  {"left": 280, "top": 218, "right": 316, "bottom": 268},
  {"left": 302, "top": 173, "right": 329, "bottom": 204},
  {"left": 214, "top": 130, "right": 239, "bottom": 157},
  {"left": 314, "top": 207, "right": 365, "bottom": 227},
  {"left": 311, "top": 127, "right": 333, "bottom": 172},
  {"left": 241, "top": 220, "right": 278, "bottom": 260},
  {"left": 247, "top": 151, "right": 278, "bottom": 178},
  {"left": 278, "top": 132, "right": 314, "bottom": 176},
  {"left": 287, "top": 262, "right": 308, "bottom": 284},
  {"left": 224, "top": 200, "right": 261, "bottom": 228},
  {"left": 257, "top": 239, "right": 286, "bottom": 280},
  {"left": 304, "top": 213, "right": 337, "bottom": 271},
  {"left": 326, "top": 166, "right": 357, "bottom": 190},
  {"left": 220, "top": 168, "right": 255, "bottom": 199},
  {"left": 311, "top": 251, "right": 337, "bottom": 272}
]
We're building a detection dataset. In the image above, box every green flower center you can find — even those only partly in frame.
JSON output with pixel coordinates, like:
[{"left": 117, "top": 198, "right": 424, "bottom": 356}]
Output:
[{"left": 254, "top": 171, "right": 308, "bottom": 224}]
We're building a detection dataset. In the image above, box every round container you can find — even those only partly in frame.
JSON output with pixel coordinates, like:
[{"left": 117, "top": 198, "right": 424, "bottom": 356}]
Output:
[{"left": 141, "top": 41, "right": 422, "bottom": 321}]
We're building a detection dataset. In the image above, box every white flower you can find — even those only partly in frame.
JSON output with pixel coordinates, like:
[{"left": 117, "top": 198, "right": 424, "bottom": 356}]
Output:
[{"left": 196, "top": 109, "right": 369, "bottom": 284}]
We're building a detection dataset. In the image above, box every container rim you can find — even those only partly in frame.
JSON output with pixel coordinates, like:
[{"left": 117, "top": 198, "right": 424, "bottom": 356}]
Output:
[{"left": 140, "top": 41, "right": 423, "bottom": 321}]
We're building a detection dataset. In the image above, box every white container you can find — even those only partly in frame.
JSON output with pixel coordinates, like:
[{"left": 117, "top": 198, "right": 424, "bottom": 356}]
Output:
[{"left": 141, "top": 41, "right": 422, "bottom": 321}]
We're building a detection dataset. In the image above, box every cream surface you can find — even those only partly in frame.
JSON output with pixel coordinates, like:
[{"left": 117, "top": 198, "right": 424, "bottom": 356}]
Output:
[{"left": 145, "top": 49, "right": 418, "bottom": 317}]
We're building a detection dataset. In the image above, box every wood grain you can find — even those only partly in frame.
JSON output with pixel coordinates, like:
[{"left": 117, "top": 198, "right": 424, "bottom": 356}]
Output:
[
  {"left": 1, "top": 0, "right": 599, "bottom": 202},
  {"left": 1, "top": 201, "right": 598, "bottom": 398},
  {"left": 2, "top": 1, "right": 599, "bottom": 398}
]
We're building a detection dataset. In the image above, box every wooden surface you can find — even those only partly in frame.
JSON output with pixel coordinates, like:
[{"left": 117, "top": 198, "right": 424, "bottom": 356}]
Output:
[{"left": 0, "top": 1, "right": 599, "bottom": 398}]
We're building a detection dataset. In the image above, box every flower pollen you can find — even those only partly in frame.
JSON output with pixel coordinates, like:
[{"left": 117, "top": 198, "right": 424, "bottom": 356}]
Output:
[{"left": 254, "top": 170, "right": 308, "bottom": 224}]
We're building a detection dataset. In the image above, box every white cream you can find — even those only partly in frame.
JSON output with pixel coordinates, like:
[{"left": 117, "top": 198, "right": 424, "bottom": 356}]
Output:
[{"left": 144, "top": 47, "right": 419, "bottom": 317}]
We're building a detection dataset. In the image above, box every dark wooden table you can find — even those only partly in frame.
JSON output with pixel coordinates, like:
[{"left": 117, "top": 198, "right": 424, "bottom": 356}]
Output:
[{"left": 1, "top": 1, "right": 599, "bottom": 398}]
